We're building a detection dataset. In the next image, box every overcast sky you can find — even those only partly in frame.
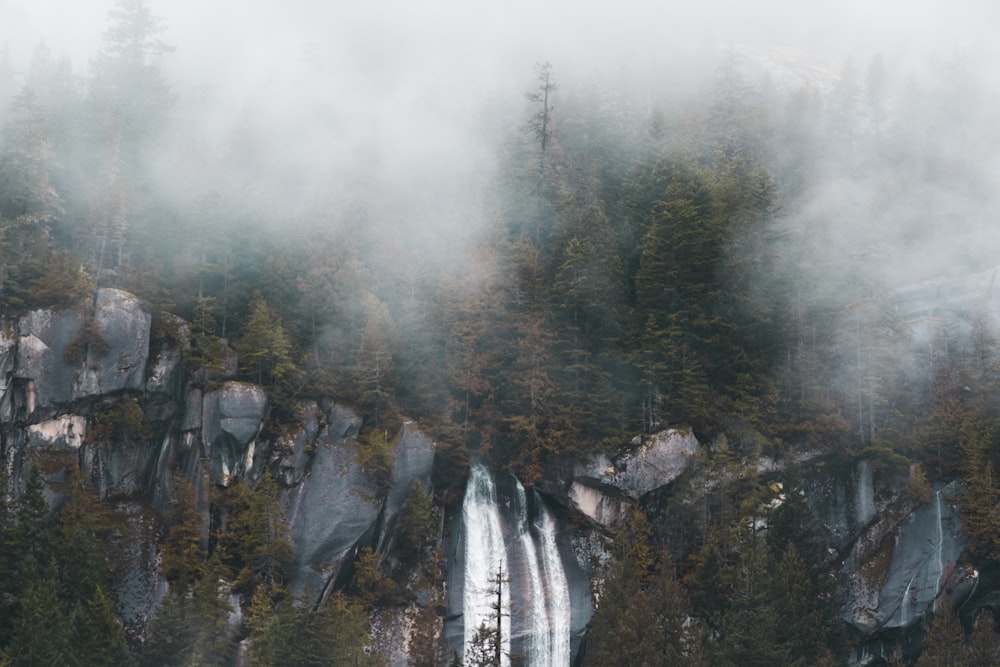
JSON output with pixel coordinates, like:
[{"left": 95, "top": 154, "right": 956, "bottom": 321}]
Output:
[{"left": 4, "top": 0, "right": 997, "bottom": 82}]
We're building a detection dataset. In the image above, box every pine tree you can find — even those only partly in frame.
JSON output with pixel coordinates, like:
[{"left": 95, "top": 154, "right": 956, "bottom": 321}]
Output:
[
  {"left": 90, "top": 0, "right": 174, "bottom": 156},
  {"left": 4, "top": 557, "right": 73, "bottom": 667},
  {"left": 0, "top": 84, "right": 86, "bottom": 314},
  {"left": 73, "top": 585, "right": 130, "bottom": 667},
  {"left": 352, "top": 293, "right": 401, "bottom": 432},
  {"left": 916, "top": 595, "right": 964, "bottom": 667},
  {"left": 769, "top": 544, "right": 837, "bottom": 666},
  {"left": 237, "top": 291, "right": 298, "bottom": 390},
  {"left": 958, "top": 413, "right": 1000, "bottom": 559}
]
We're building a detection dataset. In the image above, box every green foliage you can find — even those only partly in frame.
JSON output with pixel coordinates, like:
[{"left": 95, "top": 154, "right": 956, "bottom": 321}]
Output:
[
  {"left": 216, "top": 476, "right": 294, "bottom": 595},
  {"left": 0, "top": 467, "right": 128, "bottom": 667},
  {"left": 248, "top": 593, "right": 386, "bottom": 667},
  {"left": 86, "top": 396, "right": 151, "bottom": 444},
  {"left": 186, "top": 296, "right": 229, "bottom": 377},
  {"left": 356, "top": 428, "right": 398, "bottom": 495},
  {"left": 141, "top": 556, "right": 235, "bottom": 667},
  {"left": 466, "top": 622, "right": 500, "bottom": 667},
  {"left": 237, "top": 291, "right": 298, "bottom": 391},
  {"left": 956, "top": 413, "right": 1000, "bottom": 560},
  {"left": 396, "top": 480, "right": 436, "bottom": 561},
  {"left": 354, "top": 546, "right": 402, "bottom": 608},
  {"left": 964, "top": 612, "right": 1000, "bottom": 666},
  {"left": 585, "top": 550, "right": 692, "bottom": 667},
  {"left": 160, "top": 478, "right": 206, "bottom": 589},
  {"left": 3, "top": 559, "right": 73, "bottom": 667},
  {"left": 64, "top": 313, "right": 111, "bottom": 365},
  {"left": 915, "top": 595, "right": 964, "bottom": 667},
  {"left": 73, "top": 586, "right": 130, "bottom": 667}
]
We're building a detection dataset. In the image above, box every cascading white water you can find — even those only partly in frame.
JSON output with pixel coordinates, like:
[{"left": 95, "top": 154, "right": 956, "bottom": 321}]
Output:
[
  {"left": 461, "top": 466, "right": 574, "bottom": 667},
  {"left": 513, "top": 479, "right": 552, "bottom": 664},
  {"left": 536, "top": 499, "right": 571, "bottom": 667},
  {"left": 463, "top": 464, "right": 511, "bottom": 666}
]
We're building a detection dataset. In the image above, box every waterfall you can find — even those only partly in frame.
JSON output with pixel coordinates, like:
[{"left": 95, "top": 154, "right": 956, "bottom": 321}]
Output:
[
  {"left": 514, "top": 479, "right": 552, "bottom": 663},
  {"left": 463, "top": 464, "right": 511, "bottom": 666},
  {"left": 460, "top": 465, "right": 574, "bottom": 666},
  {"left": 536, "top": 499, "right": 571, "bottom": 666}
]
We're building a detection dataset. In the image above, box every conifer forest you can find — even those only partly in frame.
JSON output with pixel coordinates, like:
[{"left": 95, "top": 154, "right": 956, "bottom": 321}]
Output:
[{"left": 1, "top": 1, "right": 1000, "bottom": 666}]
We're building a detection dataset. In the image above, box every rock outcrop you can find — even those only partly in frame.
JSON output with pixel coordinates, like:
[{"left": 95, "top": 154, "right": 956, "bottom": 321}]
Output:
[
  {"left": 569, "top": 428, "right": 700, "bottom": 527},
  {"left": 73, "top": 289, "right": 151, "bottom": 399}
]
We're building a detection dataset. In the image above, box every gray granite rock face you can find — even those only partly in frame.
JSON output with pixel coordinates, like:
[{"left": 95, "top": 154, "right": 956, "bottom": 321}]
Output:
[
  {"left": 275, "top": 402, "right": 322, "bottom": 487},
  {"left": 568, "top": 479, "right": 627, "bottom": 526},
  {"left": 146, "top": 314, "right": 186, "bottom": 395},
  {"left": 201, "top": 382, "right": 267, "bottom": 484},
  {"left": 285, "top": 410, "right": 437, "bottom": 602},
  {"left": 843, "top": 482, "right": 966, "bottom": 635},
  {"left": 575, "top": 429, "right": 700, "bottom": 500},
  {"left": 15, "top": 308, "right": 83, "bottom": 408},
  {"left": 569, "top": 428, "right": 699, "bottom": 527},
  {"left": 386, "top": 421, "right": 436, "bottom": 516},
  {"left": 73, "top": 289, "right": 152, "bottom": 399},
  {"left": 108, "top": 502, "right": 167, "bottom": 639},
  {"left": 285, "top": 403, "right": 372, "bottom": 600},
  {"left": 0, "top": 326, "right": 16, "bottom": 416}
]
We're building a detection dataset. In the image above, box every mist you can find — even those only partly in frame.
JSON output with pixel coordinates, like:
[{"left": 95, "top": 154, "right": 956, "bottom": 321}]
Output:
[{"left": 3, "top": 0, "right": 1000, "bottom": 447}]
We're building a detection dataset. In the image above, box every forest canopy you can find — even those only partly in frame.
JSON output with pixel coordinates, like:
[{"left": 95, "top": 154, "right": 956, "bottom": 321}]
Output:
[{"left": 2, "top": 0, "right": 1000, "bottom": 665}]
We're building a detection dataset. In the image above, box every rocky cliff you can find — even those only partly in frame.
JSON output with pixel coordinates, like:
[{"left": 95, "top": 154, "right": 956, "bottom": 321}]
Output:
[{"left": 0, "top": 290, "right": 991, "bottom": 665}]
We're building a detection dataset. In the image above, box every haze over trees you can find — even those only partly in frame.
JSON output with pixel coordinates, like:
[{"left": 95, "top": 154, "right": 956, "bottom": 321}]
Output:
[{"left": 1, "top": 0, "right": 1000, "bottom": 664}]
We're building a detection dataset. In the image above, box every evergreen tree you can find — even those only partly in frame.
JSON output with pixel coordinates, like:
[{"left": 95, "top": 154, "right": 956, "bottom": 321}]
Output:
[
  {"left": 217, "top": 476, "right": 294, "bottom": 595},
  {"left": 352, "top": 293, "right": 401, "bottom": 433},
  {"left": 3, "top": 558, "right": 73, "bottom": 667},
  {"left": 73, "top": 585, "right": 130, "bottom": 667},
  {"left": 0, "top": 85, "right": 87, "bottom": 313},
  {"left": 90, "top": 0, "right": 174, "bottom": 155},
  {"left": 915, "top": 595, "right": 964, "bottom": 667},
  {"left": 769, "top": 545, "right": 838, "bottom": 666},
  {"left": 958, "top": 413, "right": 1000, "bottom": 559},
  {"left": 237, "top": 291, "right": 298, "bottom": 390},
  {"left": 249, "top": 593, "right": 385, "bottom": 667},
  {"left": 396, "top": 480, "right": 436, "bottom": 562}
]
